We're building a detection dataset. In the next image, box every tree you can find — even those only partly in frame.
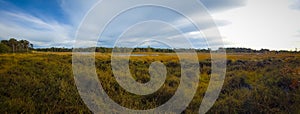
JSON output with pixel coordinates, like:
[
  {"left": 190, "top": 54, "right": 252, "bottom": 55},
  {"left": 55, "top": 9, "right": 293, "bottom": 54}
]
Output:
[
  {"left": 1, "top": 40, "right": 9, "bottom": 46},
  {"left": 19, "top": 40, "right": 30, "bottom": 52},
  {"left": 30, "top": 43, "right": 33, "bottom": 49},
  {"left": 8, "top": 38, "right": 17, "bottom": 53},
  {"left": 0, "top": 38, "right": 33, "bottom": 53},
  {"left": 0, "top": 43, "right": 11, "bottom": 53},
  {"left": 147, "top": 46, "right": 152, "bottom": 52}
]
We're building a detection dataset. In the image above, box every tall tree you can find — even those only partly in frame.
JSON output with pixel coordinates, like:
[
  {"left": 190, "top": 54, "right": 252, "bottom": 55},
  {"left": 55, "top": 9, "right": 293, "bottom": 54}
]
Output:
[
  {"left": 8, "top": 38, "right": 17, "bottom": 53},
  {"left": 20, "top": 40, "right": 30, "bottom": 52},
  {"left": 0, "top": 38, "right": 33, "bottom": 53}
]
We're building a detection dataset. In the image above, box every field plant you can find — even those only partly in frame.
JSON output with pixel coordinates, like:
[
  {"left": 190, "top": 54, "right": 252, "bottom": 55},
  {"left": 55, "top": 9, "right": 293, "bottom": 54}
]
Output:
[{"left": 0, "top": 53, "right": 299, "bottom": 113}]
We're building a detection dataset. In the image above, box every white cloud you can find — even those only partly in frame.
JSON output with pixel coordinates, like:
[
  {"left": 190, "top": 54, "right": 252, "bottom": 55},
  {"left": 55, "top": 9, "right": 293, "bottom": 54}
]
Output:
[
  {"left": 212, "top": 0, "right": 300, "bottom": 50},
  {"left": 4, "top": 0, "right": 297, "bottom": 50},
  {"left": 0, "top": 10, "right": 73, "bottom": 48},
  {"left": 59, "top": 0, "right": 99, "bottom": 26},
  {"left": 200, "top": 0, "right": 247, "bottom": 12},
  {"left": 0, "top": 0, "right": 245, "bottom": 49},
  {"left": 72, "top": 0, "right": 247, "bottom": 49},
  {"left": 0, "top": 0, "right": 102, "bottom": 48}
]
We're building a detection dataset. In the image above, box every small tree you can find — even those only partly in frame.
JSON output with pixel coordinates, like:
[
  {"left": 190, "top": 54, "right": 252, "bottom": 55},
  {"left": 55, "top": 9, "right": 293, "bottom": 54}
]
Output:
[{"left": 147, "top": 45, "right": 152, "bottom": 52}]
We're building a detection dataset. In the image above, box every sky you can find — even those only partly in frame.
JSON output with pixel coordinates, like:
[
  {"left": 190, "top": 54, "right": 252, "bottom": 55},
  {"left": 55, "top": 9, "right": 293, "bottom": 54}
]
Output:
[{"left": 0, "top": 0, "right": 299, "bottom": 50}]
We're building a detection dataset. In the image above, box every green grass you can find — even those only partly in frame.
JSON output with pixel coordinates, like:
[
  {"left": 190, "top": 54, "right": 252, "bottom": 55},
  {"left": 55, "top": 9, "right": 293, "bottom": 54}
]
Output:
[{"left": 0, "top": 53, "right": 300, "bottom": 113}]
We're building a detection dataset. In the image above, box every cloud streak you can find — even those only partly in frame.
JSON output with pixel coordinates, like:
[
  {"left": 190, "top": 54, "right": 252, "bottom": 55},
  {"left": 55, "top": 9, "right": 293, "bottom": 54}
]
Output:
[
  {"left": 200, "top": 0, "right": 247, "bottom": 12},
  {"left": 0, "top": 9, "right": 73, "bottom": 48},
  {"left": 0, "top": 0, "right": 247, "bottom": 49},
  {"left": 0, "top": 0, "right": 298, "bottom": 51}
]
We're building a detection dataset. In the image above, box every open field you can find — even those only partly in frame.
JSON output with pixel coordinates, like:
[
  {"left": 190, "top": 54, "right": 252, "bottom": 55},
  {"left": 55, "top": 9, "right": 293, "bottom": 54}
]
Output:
[{"left": 1, "top": 52, "right": 300, "bottom": 113}]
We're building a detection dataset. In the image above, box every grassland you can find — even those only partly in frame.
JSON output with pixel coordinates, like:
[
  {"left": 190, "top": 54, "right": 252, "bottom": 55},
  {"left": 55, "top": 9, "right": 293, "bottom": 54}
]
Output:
[{"left": 0, "top": 52, "right": 300, "bottom": 113}]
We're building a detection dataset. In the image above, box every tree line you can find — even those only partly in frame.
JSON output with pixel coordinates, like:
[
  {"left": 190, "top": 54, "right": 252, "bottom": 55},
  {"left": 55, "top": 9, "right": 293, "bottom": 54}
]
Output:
[
  {"left": 1, "top": 38, "right": 299, "bottom": 54},
  {"left": 35, "top": 47, "right": 176, "bottom": 53},
  {"left": 0, "top": 38, "right": 33, "bottom": 53},
  {"left": 35, "top": 47, "right": 300, "bottom": 54}
]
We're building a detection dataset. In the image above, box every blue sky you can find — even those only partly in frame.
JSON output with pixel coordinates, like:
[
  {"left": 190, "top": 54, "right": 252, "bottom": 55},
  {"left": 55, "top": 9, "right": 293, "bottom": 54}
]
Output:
[
  {"left": 0, "top": 0, "right": 299, "bottom": 50},
  {"left": 0, "top": 0, "right": 67, "bottom": 23}
]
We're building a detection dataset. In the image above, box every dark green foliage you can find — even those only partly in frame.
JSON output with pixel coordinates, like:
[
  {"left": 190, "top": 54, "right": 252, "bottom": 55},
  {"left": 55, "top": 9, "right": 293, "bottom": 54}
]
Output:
[
  {"left": 0, "top": 43, "right": 10, "bottom": 53},
  {"left": 0, "top": 38, "right": 33, "bottom": 53},
  {"left": 35, "top": 47, "right": 72, "bottom": 52}
]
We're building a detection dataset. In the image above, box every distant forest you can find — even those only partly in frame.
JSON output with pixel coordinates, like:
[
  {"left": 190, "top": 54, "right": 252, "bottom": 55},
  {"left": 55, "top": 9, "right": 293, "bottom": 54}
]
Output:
[{"left": 0, "top": 38, "right": 298, "bottom": 53}]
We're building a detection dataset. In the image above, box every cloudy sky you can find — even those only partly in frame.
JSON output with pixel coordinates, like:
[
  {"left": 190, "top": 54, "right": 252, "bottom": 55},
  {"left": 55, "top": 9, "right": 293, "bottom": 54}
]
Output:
[{"left": 0, "top": 0, "right": 299, "bottom": 50}]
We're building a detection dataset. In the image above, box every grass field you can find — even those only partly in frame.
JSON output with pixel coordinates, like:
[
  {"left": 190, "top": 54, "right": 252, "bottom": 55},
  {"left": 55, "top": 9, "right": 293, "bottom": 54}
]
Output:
[{"left": 1, "top": 52, "right": 300, "bottom": 113}]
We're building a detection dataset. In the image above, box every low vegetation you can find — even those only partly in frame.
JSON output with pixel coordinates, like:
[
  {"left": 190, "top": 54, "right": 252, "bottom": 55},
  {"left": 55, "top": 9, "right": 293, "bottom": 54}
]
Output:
[{"left": 1, "top": 52, "right": 299, "bottom": 113}]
